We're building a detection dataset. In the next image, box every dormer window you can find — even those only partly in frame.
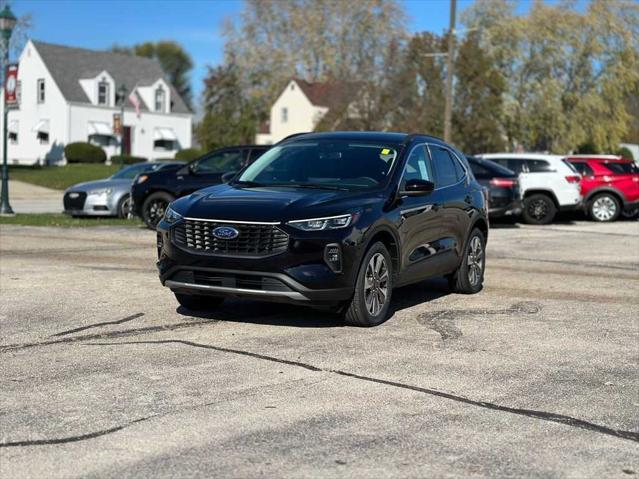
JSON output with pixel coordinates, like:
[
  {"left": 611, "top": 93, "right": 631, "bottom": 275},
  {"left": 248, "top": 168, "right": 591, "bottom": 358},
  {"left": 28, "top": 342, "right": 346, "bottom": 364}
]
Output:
[
  {"left": 97, "top": 80, "right": 109, "bottom": 106},
  {"left": 155, "top": 86, "right": 165, "bottom": 112}
]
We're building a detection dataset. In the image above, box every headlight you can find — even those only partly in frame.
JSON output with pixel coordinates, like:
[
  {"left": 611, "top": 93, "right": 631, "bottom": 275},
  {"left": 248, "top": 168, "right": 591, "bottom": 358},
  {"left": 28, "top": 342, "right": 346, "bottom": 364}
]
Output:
[
  {"left": 163, "top": 206, "right": 182, "bottom": 224},
  {"left": 288, "top": 214, "right": 353, "bottom": 231},
  {"left": 136, "top": 175, "right": 149, "bottom": 184},
  {"left": 88, "top": 188, "right": 112, "bottom": 196}
]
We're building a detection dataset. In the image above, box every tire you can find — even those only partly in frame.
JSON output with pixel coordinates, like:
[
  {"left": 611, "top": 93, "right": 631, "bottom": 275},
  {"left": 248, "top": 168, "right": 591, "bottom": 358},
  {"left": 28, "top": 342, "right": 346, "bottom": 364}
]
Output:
[
  {"left": 116, "top": 194, "right": 132, "bottom": 219},
  {"left": 621, "top": 207, "right": 639, "bottom": 219},
  {"left": 343, "top": 242, "right": 393, "bottom": 327},
  {"left": 588, "top": 193, "right": 621, "bottom": 222},
  {"left": 447, "top": 228, "right": 486, "bottom": 294},
  {"left": 175, "top": 293, "right": 224, "bottom": 311},
  {"left": 522, "top": 194, "right": 557, "bottom": 225},
  {"left": 142, "top": 191, "right": 175, "bottom": 229}
]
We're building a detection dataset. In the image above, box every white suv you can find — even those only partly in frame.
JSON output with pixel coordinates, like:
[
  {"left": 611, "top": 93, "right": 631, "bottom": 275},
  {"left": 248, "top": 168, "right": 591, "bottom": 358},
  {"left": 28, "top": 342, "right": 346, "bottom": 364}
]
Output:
[{"left": 475, "top": 153, "right": 582, "bottom": 224}]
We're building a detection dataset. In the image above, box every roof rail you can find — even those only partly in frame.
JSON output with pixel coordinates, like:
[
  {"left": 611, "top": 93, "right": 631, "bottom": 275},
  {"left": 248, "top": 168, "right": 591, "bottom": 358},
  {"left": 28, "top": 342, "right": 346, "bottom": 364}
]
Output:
[{"left": 280, "top": 132, "right": 311, "bottom": 142}]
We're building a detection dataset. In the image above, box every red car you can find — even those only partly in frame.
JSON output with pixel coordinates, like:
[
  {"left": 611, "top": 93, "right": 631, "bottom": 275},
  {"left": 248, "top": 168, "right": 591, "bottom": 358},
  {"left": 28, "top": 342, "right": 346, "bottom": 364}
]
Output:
[{"left": 566, "top": 155, "right": 639, "bottom": 222}]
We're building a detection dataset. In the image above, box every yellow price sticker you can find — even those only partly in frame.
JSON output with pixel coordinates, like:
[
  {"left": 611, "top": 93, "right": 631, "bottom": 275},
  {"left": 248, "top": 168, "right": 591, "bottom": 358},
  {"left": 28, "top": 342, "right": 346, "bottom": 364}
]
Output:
[{"left": 381, "top": 148, "right": 390, "bottom": 155}]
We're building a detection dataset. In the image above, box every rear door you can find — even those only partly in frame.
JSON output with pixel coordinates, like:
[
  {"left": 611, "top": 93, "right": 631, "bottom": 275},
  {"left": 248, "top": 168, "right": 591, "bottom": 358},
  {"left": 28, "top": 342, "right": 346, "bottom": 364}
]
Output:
[{"left": 603, "top": 162, "right": 639, "bottom": 203}]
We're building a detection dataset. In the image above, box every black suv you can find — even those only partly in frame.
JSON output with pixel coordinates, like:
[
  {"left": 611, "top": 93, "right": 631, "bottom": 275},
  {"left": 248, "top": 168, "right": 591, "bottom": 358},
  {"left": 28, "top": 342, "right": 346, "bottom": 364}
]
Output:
[
  {"left": 156, "top": 132, "right": 488, "bottom": 326},
  {"left": 131, "top": 145, "right": 270, "bottom": 228},
  {"left": 467, "top": 156, "right": 522, "bottom": 218}
]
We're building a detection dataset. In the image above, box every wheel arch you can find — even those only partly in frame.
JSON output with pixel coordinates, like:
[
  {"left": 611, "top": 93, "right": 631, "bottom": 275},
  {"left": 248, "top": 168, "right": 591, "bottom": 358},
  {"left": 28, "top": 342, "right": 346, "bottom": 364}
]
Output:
[
  {"left": 363, "top": 225, "right": 401, "bottom": 279},
  {"left": 585, "top": 187, "right": 625, "bottom": 206},
  {"left": 523, "top": 189, "right": 560, "bottom": 209}
]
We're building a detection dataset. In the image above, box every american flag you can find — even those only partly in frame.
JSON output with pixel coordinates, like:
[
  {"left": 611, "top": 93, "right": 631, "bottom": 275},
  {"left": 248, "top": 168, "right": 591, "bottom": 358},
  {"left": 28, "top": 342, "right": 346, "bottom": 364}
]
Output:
[{"left": 128, "top": 90, "right": 141, "bottom": 118}]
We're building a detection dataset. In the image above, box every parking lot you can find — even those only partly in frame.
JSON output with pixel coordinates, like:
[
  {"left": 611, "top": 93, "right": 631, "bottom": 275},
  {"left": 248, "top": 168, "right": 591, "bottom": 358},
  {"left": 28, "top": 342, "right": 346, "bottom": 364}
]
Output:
[{"left": 1, "top": 220, "right": 638, "bottom": 478}]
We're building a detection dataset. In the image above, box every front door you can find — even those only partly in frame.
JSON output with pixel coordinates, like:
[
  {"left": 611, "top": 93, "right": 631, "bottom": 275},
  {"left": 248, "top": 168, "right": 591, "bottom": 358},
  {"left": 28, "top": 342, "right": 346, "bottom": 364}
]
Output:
[
  {"left": 396, "top": 145, "right": 452, "bottom": 286},
  {"left": 123, "top": 126, "right": 132, "bottom": 155}
]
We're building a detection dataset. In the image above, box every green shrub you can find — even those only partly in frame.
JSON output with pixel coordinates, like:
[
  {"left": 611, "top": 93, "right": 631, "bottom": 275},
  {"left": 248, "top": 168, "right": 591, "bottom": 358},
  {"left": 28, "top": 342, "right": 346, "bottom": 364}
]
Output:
[
  {"left": 110, "top": 155, "right": 147, "bottom": 165},
  {"left": 64, "top": 142, "right": 106, "bottom": 164},
  {"left": 175, "top": 148, "right": 203, "bottom": 161},
  {"left": 616, "top": 146, "right": 634, "bottom": 161}
]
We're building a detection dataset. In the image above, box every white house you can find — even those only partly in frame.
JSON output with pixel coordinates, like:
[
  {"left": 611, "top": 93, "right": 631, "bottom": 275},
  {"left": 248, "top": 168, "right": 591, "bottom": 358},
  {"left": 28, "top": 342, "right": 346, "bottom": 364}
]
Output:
[
  {"left": 256, "top": 78, "right": 357, "bottom": 145},
  {"left": 0, "top": 40, "right": 192, "bottom": 165}
]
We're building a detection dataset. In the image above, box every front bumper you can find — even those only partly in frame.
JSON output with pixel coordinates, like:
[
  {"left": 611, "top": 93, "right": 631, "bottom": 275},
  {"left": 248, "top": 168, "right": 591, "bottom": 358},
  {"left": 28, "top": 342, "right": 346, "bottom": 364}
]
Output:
[
  {"left": 63, "top": 191, "right": 118, "bottom": 216},
  {"left": 156, "top": 219, "right": 361, "bottom": 305}
]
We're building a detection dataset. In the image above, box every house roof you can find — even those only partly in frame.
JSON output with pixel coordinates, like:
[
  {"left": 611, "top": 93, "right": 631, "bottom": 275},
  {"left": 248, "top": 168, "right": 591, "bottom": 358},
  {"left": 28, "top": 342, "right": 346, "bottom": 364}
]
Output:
[
  {"left": 293, "top": 78, "right": 361, "bottom": 109},
  {"left": 32, "top": 40, "right": 191, "bottom": 114}
]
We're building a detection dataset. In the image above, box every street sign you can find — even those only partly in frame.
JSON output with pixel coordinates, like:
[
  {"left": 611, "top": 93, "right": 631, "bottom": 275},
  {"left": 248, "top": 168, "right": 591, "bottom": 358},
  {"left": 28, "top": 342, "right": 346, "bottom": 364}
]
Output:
[
  {"left": 113, "top": 113, "right": 122, "bottom": 135},
  {"left": 4, "top": 64, "right": 18, "bottom": 108}
]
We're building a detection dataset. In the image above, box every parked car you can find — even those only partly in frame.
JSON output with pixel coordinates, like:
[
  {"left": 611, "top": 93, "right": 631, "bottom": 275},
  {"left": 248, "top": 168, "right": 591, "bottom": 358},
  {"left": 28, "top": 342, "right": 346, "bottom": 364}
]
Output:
[
  {"left": 566, "top": 155, "right": 639, "bottom": 221},
  {"left": 156, "top": 132, "right": 488, "bottom": 327},
  {"left": 475, "top": 153, "right": 582, "bottom": 224},
  {"left": 466, "top": 156, "right": 521, "bottom": 219},
  {"left": 131, "top": 145, "right": 270, "bottom": 229},
  {"left": 63, "top": 161, "right": 184, "bottom": 218}
]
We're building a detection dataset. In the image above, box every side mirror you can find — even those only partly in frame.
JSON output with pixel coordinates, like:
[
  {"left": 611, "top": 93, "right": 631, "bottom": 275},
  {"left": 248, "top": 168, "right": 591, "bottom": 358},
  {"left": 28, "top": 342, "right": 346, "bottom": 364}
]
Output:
[
  {"left": 400, "top": 179, "right": 435, "bottom": 197},
  {"left": 221, "top": 171, "right": 238, "bottom": 183}
]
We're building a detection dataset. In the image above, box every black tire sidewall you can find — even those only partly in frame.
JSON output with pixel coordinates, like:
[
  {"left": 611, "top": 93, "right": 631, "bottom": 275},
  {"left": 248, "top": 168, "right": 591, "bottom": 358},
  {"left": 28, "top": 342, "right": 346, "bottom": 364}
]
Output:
[
  {"left": 523, "top": 194, "right": 557, "bottom": 225},
  {"left": 588, "top": 193, "right": 621, "bottom": 222},
  {"left": 143, "top": 192, "right": 174, "bottom": 229},
  {"left": 116, "top": 194, "right": 131, "bottom": 219},
  {"left": 452, "top": 228, "right": 486, "bottom": 294}
]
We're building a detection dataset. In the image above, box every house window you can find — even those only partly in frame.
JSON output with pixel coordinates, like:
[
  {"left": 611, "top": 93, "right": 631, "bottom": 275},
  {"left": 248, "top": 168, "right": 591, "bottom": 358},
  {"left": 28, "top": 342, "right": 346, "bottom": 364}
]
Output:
[
  {"left": 98, "top": 80, "right": 109, "bottom": 106},
  {"left": 8, "top": 131, "right": 18, "bottom": 144},
  {"left": 281, "top": 107, "right": 288, "bottom": 123},
  {"left": 155, "top": 86, "right": 165, "bottom": 112},
  {"left": 37, "top": 79, "right": 45, "bottom": 103},
  {"left": 37, "top": 132, "right": 49, "bottom": 144}
]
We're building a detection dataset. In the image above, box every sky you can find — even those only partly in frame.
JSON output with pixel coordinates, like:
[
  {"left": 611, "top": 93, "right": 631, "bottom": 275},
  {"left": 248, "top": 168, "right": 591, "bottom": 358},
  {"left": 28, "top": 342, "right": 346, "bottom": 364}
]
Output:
[{"left": 10, "top": 0, "right": 584, "bottom": 108}]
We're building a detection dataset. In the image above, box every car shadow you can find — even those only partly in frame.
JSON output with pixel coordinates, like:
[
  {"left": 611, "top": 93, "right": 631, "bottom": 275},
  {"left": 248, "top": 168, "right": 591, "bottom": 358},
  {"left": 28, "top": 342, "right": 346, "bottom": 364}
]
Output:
[{"left": 176, "top": 277, "right": 451, "bottom": 328}]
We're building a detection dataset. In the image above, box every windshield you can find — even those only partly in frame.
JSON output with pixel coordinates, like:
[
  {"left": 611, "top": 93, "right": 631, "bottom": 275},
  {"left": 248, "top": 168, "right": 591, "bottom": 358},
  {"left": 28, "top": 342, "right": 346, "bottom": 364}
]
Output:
[
  {"left": 111, "top": 163, "right": 164, "bottom": 180},
  {"left": 235, "top": 139, "right": 401, "bottom": 190}
]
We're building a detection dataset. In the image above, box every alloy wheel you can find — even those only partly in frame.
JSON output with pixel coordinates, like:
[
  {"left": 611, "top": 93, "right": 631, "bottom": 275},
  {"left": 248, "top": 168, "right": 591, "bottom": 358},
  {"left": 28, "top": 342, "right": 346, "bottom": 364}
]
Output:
[
  {"left": 364, "top": 253, "right": 389, "bottom": 317},
  {"left": 467, "top": 235, "right": 484, "bottom": 286},
  {"left": 120, "top": 196, "right": 132, "bottom": 218},
  {"left": 528, "top": 198, "right": 549, "bottom": 221},
  {"left": 147, "top": 200, "right": 167, "bottom": 225},
  {"left": 591, "top": 196, "right": 617, "bottom": 221}
]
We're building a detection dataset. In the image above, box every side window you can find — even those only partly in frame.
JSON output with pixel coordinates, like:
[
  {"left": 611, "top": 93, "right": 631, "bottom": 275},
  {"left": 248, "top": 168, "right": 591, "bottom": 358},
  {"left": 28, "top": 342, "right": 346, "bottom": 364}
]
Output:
[
  {"left": 194, "top": 150, "right": 245, "bottom": 174},
  {"left": 430, "top": 146, "right": 460, "bottom": 187},
  {"left": 402, "top": 145, "right": 434, "bottom": 187},
  {"left": 469, "top": 161, "right": 492, "bottom": 180},
  {"left": 526, "top": 159, "right": 554, "bottom": 173},
  {"left": 570, "top": 162, "right": 593, "bottom": 176},
  {"left": 505, "top": 159, "right": 527, "bottom": 174}
]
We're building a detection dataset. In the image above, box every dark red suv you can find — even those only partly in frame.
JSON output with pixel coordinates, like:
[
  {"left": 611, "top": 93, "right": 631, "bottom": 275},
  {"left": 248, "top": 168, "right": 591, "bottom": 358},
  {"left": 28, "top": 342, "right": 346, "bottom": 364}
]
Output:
[{"left": 566, "top": 155, "right": 639, "bottom": 221}]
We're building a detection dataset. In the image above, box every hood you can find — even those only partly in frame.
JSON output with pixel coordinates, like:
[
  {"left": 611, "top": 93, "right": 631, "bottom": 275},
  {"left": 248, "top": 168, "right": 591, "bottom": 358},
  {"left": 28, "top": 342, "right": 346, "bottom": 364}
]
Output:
[
  {"left": 172, "top": 183, "right": 383, "bottom": 222},
  {"left": 66, "top": 178, "right": 131, "bottom": 192}
]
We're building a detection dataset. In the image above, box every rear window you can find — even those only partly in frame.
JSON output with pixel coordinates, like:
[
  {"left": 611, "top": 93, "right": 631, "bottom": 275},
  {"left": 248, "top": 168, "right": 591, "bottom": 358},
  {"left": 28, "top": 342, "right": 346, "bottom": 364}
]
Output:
[
  {"left": 603, "top": 162, "right": 639, "bottom": 174},
  {"left": 569, "top": 161, "right": 593, "bottom": 176},
  {"left": 431, "top": 146, "right": 463, "bottom": 187},
  {"left": 469, "top": 158, "right": 515, "bottom": 179}
]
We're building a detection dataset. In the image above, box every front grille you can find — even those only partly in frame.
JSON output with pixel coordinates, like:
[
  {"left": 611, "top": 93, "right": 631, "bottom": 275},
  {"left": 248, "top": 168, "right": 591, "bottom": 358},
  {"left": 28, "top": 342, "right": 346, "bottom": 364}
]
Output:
[
  {"left": 173, "top": 219, "right": 289, "bottom": 257},
  {"left": 63, "top": 192, "right": 87, "bottom": 210}
]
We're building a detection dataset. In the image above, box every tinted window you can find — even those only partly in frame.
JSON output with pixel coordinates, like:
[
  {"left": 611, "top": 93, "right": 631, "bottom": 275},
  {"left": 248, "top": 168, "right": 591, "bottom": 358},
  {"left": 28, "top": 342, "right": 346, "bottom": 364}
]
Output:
[
  {"left": 604, "top": 162, "right": 639, "bottom": 174},
  {"left": 237, "top": 140, "right": 400, "bottom": 190},
  {"left": 526, "top": 159, "right": 554, "bottom": 173},
  {"left": 492, "top": 158, "right": 526, "bottom": 174},
  {"left": 402, "top": 145, "right": 434, "bottom": 186},
  {"left": 469, "top": 161, "right": 494, "bottom": 180},
  {"left": 431, "top": 147, "right": 461, "bottom": 186},
  {"left": 111, "top": 163, "right": 163, "bottom": 179},
  {"left": 570, "top": 162, "right": 594, "bottom": 176},
  {"left": 195, "top": 149, "right": 246, "bottom": 174}
]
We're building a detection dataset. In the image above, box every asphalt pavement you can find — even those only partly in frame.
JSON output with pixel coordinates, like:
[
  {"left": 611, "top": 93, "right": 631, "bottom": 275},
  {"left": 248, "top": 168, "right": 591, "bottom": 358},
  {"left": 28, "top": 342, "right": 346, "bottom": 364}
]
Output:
[{"left": 0, "top": 219, "right": 638, "bottom": 478}]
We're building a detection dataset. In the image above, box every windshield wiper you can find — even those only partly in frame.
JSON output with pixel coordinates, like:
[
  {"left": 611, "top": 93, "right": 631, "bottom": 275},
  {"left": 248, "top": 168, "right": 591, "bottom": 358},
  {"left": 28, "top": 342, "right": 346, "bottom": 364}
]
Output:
[
  {"left": 265, "top": 183, "right": 349, "bottom": 191},
  {"left": 232, "top": 180, "right": 265, "bottom": 188}
]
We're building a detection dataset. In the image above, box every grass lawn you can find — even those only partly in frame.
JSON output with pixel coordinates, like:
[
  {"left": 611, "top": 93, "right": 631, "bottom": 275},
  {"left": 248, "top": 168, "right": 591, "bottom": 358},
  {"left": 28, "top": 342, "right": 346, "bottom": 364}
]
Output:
[
  {"left": 9, "top": 164, "right": 121, "bottom": 190},
  {"left": 0, "top": 214, "right": 142, "bottom": 228}
]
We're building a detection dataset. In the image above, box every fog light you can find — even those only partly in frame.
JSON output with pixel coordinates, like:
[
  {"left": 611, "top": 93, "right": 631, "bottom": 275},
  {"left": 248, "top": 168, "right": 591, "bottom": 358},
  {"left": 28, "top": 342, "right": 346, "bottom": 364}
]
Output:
[{"left": 324, "top": 243, "right": 342, "bottom": 273}]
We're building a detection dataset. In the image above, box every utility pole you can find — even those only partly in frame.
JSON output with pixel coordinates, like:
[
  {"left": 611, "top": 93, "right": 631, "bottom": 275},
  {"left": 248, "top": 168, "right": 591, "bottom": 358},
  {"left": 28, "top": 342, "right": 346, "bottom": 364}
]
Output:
[
  {"left": 444, "top": 0, "right": 457, "bottom": 143},
  {"left": 0, "top": 5, "right": 17, "bottom": 216}
]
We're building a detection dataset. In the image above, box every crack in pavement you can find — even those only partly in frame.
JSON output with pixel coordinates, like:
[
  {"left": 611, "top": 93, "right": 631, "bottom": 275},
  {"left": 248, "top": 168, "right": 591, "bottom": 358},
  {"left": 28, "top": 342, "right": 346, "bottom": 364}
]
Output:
[
  {"left": 83, "top": 338, "right": 639, "bottom": 444},
  {"left": 0, "top": 321, "right": 216, "bottom": 353},
  {"left": 491, "top": 255, "right": 639, "bottom": 272},
  {"left": 417, "top": 302, "right": 542, "bottom": 340},
  {"left": 51, "top": 313, "right": 145, "bottom": 337},
  {"left": 0, "top": 417, "right": 154, "bottom": 448}
]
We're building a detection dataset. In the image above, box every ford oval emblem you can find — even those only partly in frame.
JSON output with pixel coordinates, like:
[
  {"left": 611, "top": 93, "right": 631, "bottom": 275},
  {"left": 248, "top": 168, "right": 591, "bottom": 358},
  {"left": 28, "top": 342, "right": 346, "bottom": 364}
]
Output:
[{"left": 212, "top": 226, "right": 239, "bottom": 240}]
